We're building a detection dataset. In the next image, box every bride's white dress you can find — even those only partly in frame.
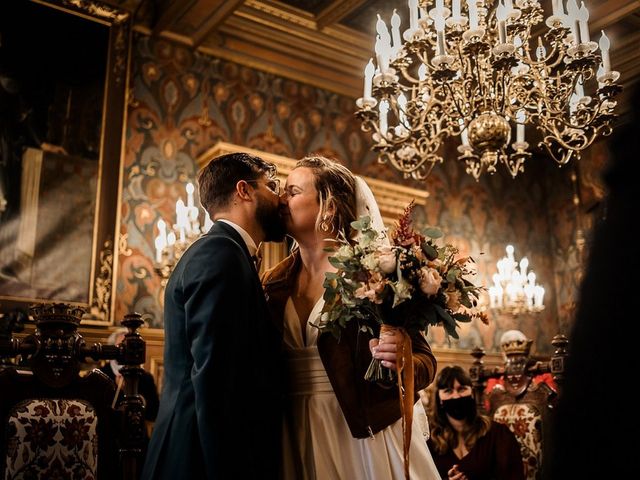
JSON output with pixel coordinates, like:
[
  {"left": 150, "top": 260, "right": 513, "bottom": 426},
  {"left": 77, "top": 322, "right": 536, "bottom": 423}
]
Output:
[{"left": 282, "top": 296, "right": 442, "bottom": 480}]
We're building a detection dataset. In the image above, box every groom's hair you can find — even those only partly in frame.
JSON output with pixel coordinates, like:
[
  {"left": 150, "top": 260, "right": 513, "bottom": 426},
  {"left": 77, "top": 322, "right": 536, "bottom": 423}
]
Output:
[
  {"left": 295, "top": 156, "right": 357, "bottom": 238},
  {"left": 198, "top": 152, "right": 277, "bottom": 214}
]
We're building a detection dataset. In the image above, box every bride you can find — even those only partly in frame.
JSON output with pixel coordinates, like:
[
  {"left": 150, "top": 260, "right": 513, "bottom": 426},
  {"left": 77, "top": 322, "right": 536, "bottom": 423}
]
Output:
[{"left": 262, "top": 156, "right": 442, "bottom": 479}]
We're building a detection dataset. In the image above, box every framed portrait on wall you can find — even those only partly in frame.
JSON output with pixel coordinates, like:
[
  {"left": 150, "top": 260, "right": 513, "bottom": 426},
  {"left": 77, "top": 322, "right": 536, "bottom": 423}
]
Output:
[{"left": 0, "top": 0, "right": 131, "bottom": 325}]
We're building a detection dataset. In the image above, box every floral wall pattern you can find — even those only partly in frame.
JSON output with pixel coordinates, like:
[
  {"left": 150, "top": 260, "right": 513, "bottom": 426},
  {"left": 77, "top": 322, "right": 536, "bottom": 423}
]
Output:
[{"left": 116, "top": 35, "right": 606, "bottom": 354}]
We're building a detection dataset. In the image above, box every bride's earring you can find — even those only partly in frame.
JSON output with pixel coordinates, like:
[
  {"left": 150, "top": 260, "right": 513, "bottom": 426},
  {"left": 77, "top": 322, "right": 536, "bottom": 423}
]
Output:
[{"left": 320, "top": 215, "right": 331, "bottom": 233}]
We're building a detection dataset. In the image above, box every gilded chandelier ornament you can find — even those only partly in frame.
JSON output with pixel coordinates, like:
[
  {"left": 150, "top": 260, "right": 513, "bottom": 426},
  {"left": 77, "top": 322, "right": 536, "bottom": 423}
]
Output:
[{"left": 356, "top": 0, "right": 622, "bottom": 181}]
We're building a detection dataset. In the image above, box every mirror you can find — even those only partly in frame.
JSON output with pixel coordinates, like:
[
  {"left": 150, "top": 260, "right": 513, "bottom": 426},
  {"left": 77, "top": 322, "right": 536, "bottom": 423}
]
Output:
[{"left": 0, "top": 0, "right": 131, "bottom": 324}]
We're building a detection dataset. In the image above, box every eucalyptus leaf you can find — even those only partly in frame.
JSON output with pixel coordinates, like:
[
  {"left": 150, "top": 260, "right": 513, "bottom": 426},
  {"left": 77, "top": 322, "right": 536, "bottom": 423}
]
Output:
[{"left": 423, "top": 227, "right": 444, "bottom": 239}]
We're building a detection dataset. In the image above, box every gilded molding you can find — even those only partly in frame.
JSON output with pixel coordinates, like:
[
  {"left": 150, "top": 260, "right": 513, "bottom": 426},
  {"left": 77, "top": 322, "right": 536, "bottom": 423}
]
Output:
[
  {"left": 88, "top": 238, "right": 114, "bottom": 322},
  {"left": 61, "top": 0, "right": 129, "bottom": 23}
]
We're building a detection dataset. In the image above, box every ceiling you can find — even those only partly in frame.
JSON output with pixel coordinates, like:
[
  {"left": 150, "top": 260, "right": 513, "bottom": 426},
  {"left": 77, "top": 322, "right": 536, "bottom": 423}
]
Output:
[{"left": 107, "top": 0, "right": 640, "bottom": 115}]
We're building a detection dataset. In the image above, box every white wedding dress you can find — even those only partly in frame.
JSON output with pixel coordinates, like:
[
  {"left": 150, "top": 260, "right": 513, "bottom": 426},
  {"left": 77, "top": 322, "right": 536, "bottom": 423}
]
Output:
[{"left": 281, "top": 296, "right": 442, "bottom": 480}]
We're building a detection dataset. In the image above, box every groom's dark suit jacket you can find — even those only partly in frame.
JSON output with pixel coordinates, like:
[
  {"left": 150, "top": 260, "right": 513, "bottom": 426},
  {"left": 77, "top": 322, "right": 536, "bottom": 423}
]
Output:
[{"left": 142, "top": 221, "right": 283, "bottom": 480}]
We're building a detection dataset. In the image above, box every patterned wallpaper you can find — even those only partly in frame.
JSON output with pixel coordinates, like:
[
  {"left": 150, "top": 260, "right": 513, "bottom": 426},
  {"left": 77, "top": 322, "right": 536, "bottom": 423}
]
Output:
[{"left": 116, "top": 35, "right": 608, "bottom": 354}]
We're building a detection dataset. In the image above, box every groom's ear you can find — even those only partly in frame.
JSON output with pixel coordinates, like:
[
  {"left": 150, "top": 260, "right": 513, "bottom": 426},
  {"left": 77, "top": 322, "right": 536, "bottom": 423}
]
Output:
[{"left": 235, "top": 180, "right": 253, "bottom": 201}]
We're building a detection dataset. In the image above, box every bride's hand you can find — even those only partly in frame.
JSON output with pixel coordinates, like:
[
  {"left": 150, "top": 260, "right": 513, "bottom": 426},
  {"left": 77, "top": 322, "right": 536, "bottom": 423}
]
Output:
[{"left": 369, "top": 330, "right": 399, "bottom": 370}]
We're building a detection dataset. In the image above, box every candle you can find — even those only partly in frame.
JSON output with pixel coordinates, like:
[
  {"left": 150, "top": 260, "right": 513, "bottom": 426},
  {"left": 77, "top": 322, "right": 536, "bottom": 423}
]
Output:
[
  {"left": 578, "top": 1, "right": 590, "bottom": 43},
  {"left": 408, "top": 0, "right": 418, "bottom": 31},
  {"left": 176, "top": 198, "right": 187, "bottom": 241},
  {"left": 397, "top": 92, "right": 407, "bottom": 127},
  {"left": 552, "top": 0, "right": 559, "bottom": 16},
  {"left": 418, "top": 63, "right": 428, "bottom": 81},
  {"left": 452, "top": 0, "right": 461, "bottom": 19},
  {"left": 434, "top": 13, "right": 446, "bottom": 55},
  {"left": 379, "top": 99, "right": 389, "bottom": 135},
  {"left": 155, "top": 219, "right": 167, "bottom": 263},
  {"left": 496, "top": 2, "right": 507, "bottom": 44},
  {"left": 390, "top": 10, "right": 402, "bottom": 55},
  {"left": 516, "top": 109, "right": 526, "bottom": 143},
  {"left": 186, "top": 182, "right": 195, "bottom": 208},
  {"left": 436, "top": 0, "right": 444, "bottom": 11},
  {"left": 155, "top": 236, "right": 165, "bottom": 263},
  {"left": 534, "top": 285, "right": 545, "bottom": 308},
  {"left": 467, "top": 0, "right": 478, "bottom": 30},
  {"left": 599, "top": 31, "right": 611, "bottom": 73},
  {"left": 363, "top": 59, "right": 374, "bottom": 99},
  {"left": 375, "top": 35, "right": 388, "bottom": 74},
  {"left": 566, "top": 0, "right": 581, "bottom": 44},
  {"left": 575, "top": 77, "right": 585, "bottom": 99}
]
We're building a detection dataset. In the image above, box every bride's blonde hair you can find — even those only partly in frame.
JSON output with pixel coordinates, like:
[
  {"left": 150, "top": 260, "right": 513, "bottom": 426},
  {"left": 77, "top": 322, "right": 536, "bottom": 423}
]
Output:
[{"left": 295, "top": 156, "right": 357, "bottom": 239}]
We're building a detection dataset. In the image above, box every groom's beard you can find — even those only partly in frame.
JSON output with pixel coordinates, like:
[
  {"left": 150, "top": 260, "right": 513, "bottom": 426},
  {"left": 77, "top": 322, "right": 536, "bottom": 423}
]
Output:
[{"left": 256, "top": 198, "right": 286, "bottom": 242}]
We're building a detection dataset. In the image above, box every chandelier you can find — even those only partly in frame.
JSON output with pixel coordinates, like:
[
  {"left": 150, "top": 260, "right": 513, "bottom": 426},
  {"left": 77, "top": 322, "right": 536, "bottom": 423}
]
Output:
[
  {"left": 153, "top": 182, "right": 212, "bottom": 286},
  {"left": 356, "top": 0, "right": 622, "bottom": 181},
  {"left": 488, "top": 245, "right": 545, "bottom": 314}
]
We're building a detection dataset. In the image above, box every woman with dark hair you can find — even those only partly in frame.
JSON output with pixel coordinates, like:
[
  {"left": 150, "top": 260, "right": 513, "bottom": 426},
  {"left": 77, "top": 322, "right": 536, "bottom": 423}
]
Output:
[
  {"left": 263, "top": 156, "right": 441, "bottom": 479},
  {"left": 428, "top": 366, "right": 524, "bottom": 480}
]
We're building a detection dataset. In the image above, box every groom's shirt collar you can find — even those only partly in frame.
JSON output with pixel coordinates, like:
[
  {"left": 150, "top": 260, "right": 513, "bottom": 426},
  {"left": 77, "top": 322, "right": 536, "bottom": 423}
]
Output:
[{"left": 216, "top": 219, "right": 258, "bottom": 257}]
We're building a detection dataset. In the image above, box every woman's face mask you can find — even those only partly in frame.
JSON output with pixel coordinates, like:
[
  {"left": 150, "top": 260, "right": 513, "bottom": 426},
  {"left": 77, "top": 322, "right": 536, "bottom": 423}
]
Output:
[{"left": 441, "top": 395, "right": 476, "bottom": 421}]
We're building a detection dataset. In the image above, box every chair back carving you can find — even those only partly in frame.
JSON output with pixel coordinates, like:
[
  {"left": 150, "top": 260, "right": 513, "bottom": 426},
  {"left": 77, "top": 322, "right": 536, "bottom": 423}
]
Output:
[
  {"left": 469, "top": 333, "right": 569, "bottom": 480},
  {"left": 0, "top": 304, "right": 147, "bottom": 479}
]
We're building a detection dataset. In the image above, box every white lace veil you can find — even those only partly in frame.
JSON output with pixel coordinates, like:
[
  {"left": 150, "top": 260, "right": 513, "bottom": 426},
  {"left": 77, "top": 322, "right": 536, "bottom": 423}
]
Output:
[{"left": 354, "top": 176, "right": 390, "bottom": 246}]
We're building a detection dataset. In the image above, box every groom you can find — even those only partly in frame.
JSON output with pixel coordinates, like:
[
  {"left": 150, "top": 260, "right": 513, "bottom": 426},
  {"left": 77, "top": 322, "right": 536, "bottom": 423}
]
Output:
[{"left": 142, "top": 152, "right": 286, "bottom": 480}]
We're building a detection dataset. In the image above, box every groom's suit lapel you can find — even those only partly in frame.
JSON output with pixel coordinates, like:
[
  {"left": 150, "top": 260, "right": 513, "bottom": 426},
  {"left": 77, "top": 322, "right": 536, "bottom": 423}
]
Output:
[{"left": 206, "top": 221, "right": 267, "bottom": 306}]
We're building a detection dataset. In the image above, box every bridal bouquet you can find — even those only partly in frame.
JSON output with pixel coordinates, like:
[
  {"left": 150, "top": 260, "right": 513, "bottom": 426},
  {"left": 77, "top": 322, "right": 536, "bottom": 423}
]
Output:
[{"left": 315, "top": 201, "right": 487, "bottom": 381}]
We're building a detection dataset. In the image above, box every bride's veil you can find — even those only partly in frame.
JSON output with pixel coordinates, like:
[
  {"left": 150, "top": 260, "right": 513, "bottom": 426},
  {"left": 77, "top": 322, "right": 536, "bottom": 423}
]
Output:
[{"left": 354, "top": 176, "right": 390, "bottom": 246}]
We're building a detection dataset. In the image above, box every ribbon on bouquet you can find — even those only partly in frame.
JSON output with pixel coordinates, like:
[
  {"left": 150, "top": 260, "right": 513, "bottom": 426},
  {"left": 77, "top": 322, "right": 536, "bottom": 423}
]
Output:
[{"left": 380, "top": 324, "right": 414, "bottom": 480}]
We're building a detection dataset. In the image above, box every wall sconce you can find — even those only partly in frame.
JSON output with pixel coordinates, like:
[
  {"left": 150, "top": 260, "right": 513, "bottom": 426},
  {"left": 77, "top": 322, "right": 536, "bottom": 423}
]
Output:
[{"left": 153, "top": 183, "right": 212, "bottom": 286}]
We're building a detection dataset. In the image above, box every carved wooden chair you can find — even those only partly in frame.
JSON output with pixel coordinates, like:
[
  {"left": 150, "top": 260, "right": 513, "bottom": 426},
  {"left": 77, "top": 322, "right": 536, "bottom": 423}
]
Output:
[
  {"left": 469, "top": 333, "right": 569, "bottom": 480},
  {"left": 0, "top": 304, "right": 147, "bottom": 480}
]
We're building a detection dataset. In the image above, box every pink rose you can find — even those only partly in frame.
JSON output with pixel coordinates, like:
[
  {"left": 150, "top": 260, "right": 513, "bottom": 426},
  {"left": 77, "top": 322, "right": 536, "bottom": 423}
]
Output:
[
  {"left": 377, "top": 246, "right": 397, "bottom": 274},
  {"left": 419, "top": 267, "right": 442, "bottom": 296}
]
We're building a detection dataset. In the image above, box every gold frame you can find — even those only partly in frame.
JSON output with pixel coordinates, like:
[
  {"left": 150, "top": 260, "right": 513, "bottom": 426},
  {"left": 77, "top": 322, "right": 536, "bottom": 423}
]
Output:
[{"left": 0, "top": 0, "right": 131, "bottom": 325}]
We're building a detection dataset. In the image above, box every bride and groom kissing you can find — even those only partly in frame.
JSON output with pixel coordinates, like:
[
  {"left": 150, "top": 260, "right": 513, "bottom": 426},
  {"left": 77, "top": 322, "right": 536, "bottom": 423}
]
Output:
[{"left": 141, "top": 152, "right": 441, "bottom": 480}]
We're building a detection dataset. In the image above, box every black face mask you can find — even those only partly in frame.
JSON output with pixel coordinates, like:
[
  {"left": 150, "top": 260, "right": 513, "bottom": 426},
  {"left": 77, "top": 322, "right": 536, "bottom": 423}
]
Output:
[{"left": 441, "top": 395, "right": 476, "bottom": 421}]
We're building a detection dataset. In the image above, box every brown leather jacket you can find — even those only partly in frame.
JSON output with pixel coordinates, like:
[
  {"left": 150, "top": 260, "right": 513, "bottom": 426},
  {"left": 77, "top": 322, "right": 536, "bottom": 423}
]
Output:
[{"left": 261, "top": 250, "right": 437, "bottom": 439}]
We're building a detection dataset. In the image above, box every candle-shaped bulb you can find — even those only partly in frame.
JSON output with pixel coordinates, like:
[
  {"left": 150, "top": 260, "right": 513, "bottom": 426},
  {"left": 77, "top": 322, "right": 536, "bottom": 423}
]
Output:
[
  {"left": 467, "top": 0, "right": 479, "bottom": 29},
  {"left": 376, "top": 14, "right": 389, "bottom": 38},
  {"left": 397, "top": 92, "right": 407, "bottom": 127},
  {"left": 363, "top": 59, "right": 375, "bottom": 99},
  {"left": 516, "top": 109, "right": 526, "bottom": 143},
  {"left": 506, "top": 244, "right": 514, "bottom": 257},
  {"left": 434, "top": 13, "right": 446, "bottom": 55},
  {"left": 599, "top": 30, "right": 611, "bottom": 72},
  {"left": 567, "top": 0, "right": 581, "bottom": 43},
  {"left": 452, "top": 0, "right": 461, "bottom": 19},
  {"left": 390, "top": 10, "right": 402, "bottom": 53},
  {"left": 167, "top": 231, "right": 176, "bottom": 246},
  {"left": 154, "top": 236, "right": 165, "bottom": 263},
  {"left": 379, "top": 99, "right": 389, "bottom": 135},
  {"left": 496, "top": 2, "right": 507, "bottom": 44},
  {"left": 186, "top": 182, "right": 195, "bottom": 208},
  {"left": 575, "top": 77, "right": 585, "bottom": 98},
  {"left": 578, "top": 2, "right": 590, "bottom": 43},
  {"left": 408, "top": 0, "right": 418, "bottom": 30},
  {"left": 418, "top": 63, "right": 428, "bottom": 81}
]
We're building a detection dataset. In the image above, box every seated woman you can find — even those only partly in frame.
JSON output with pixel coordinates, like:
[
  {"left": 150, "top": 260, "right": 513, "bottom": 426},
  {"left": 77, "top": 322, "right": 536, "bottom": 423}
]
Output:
[{"left": 427, "top": 366, "right": 524, "bottom": 480}]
